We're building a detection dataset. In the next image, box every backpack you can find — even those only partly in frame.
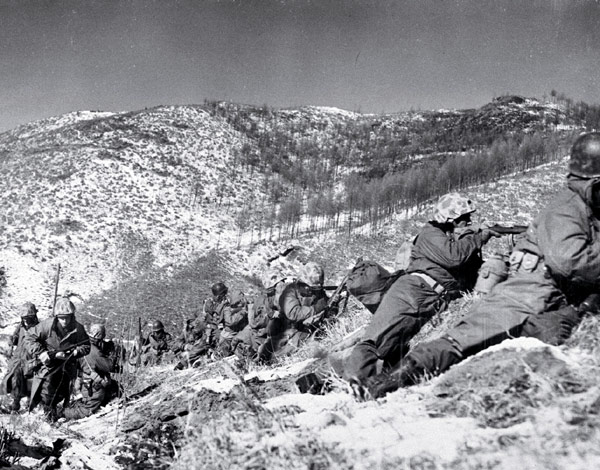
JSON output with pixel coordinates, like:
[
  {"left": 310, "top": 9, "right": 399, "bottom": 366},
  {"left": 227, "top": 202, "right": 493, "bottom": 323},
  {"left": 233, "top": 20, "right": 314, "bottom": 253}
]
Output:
[{"left": 346, "top": 260, "right": 404, "bottom": 313}]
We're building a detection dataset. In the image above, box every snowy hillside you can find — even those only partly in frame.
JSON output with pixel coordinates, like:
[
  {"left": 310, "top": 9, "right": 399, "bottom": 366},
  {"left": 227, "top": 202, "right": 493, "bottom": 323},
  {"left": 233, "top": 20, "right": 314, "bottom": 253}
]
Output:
[
  {"left": 0, "top": 106, "right": 267, "bottom": 318},
  {"left": 0, "top": 96, "right": 579, "bottom": 325}
]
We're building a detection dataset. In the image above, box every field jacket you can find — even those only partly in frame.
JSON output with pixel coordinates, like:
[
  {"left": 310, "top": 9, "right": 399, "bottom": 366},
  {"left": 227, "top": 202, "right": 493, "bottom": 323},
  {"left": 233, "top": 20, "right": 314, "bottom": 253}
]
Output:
[
  {"left": 525, "top": 175, "right": 600, "bottom": 303},
  {"left": 407, "top": 222, "right": 484, "bottom": 297},
  {"left": 23, "top": 317, "right": 90, "bottom": 377}
]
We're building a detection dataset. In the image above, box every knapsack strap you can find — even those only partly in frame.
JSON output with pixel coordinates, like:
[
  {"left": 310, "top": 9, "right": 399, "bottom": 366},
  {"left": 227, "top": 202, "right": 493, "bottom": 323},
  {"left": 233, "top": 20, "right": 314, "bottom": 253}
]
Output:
[{"left": 409, "top": 272, "right": 445, "bottom": 295}]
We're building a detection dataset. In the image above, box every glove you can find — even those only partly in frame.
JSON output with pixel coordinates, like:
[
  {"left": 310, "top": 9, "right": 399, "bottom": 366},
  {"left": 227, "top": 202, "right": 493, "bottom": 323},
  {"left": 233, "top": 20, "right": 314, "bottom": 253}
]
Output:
[
  {"left": 39, "top": 351, "right": 51, "bottom": 365},
  {"left": 73, "top": 346, "right": 87, "bottom": 357},
  {"left": 481, "top": 229, "right": 501, "bottom": 243}
]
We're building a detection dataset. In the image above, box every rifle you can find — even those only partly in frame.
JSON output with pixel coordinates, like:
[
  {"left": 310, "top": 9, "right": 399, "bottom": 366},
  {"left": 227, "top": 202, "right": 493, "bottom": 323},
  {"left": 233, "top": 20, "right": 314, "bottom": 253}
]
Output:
[
  {"left": 488, "top": 224, "right": 528, "bottom": 235},
  {"left": 135, "top": 317, "right": 142, "bottom": 368},
  {"left": 47, "top": 339, "right": 90, "bottom": 360},
  {"left": 51, "top": 264, "right": 61, "bottom": 316}
]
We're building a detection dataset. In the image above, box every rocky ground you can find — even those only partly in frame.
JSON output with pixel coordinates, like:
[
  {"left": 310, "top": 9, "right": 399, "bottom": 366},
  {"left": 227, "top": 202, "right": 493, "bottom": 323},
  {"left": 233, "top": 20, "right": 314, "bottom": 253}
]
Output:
[{"left": 1, "top": 313, "right": 600, "bottom": 470}]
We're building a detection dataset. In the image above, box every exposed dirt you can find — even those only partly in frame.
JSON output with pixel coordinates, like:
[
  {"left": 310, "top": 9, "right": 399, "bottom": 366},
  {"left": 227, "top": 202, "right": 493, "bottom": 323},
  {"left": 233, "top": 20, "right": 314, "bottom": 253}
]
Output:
[{"left": 242, "top": 376, "right": 298, "bottom": 401}]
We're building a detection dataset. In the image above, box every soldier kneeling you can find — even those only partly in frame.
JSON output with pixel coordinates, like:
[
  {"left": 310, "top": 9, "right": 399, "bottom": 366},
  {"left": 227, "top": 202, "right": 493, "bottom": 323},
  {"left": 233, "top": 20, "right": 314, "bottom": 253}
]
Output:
[{"left": 64, "top": 324, "right": 119, "bottom": 420}]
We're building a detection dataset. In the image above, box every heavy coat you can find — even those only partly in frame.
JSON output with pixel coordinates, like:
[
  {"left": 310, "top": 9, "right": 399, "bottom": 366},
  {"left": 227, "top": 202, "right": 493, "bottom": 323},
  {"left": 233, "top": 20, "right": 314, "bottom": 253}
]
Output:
[
  {"left": 141, "top": 331, "right": 172, "bottom": 365},
  {"left": 64, "top": 341, "right": 116, "bottom": 419},
  {"left": 1, "top": 323, "right": 37, "bottom": 404},
  {"left": 267, "top": 281, "right": 329, "bottom": 357},
  {"left": 24, "top": 317, "right": 90, "bottom": 410}
]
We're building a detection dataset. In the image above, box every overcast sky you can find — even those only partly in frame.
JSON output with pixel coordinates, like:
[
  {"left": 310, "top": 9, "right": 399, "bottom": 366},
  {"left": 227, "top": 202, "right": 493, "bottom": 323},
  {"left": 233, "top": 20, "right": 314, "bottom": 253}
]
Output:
[{"left": 1, "top": 0, "right": 599, "bottom": 132}]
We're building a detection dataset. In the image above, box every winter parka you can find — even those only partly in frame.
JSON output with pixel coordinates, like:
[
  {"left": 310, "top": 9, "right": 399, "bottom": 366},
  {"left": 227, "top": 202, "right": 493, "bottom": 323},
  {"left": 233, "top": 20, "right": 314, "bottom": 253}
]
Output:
[
  {"left": 24, "top": 317, "right": 90, "bottom": 377},
  {"left": 24, "top": 316, "right": 90, "bottom": 410}
]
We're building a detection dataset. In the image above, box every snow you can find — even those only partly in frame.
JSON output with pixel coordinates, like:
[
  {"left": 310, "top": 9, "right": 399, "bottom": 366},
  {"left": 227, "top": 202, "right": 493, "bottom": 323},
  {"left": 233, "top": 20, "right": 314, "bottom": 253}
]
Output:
[
  {"left": 190, "top": 377, "right": 240, "bottom": 393},
  {"left": 246, "top": 358, "right": 316, "bottom": 381},
  {"left": 305, "top": 106, "right": 362, "bottom": 118}
]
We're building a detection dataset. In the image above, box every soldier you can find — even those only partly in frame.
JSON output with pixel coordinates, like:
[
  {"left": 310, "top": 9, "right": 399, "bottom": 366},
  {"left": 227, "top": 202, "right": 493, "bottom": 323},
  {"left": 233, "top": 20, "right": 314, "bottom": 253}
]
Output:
[
  {"left": 358, "top": 132, "right": 600, "bottom": 399},
  {"left": 1, "top": 302, "right": 40, "bottom": 411},
  {"left": 172, "top": 284, "right": 233, "bottom": 369},
  {"left": 202, "top": 282, "right": 228, "bottom": 348},
  {"left": 173, "top": 316, "right": 212, "bottom": 370},
  {"left": 212, "top": 284, "right": 248, "bottom": 357},
  {"left": 345, "top": 193, "right": 500, "bottom": 389},
  {"left": 261, "top": 262, "right": 333, "bottom": 360},
  {"left": 64, "top": 323, "right": 118, "bottom": 420},
  {"left": 140, "top": 320, "right": 172, "bottom": 366},
  {"left": 24, "top": 298, "right": 90, "bottom": 416},
  {"left": 230, "top": 271, "right": 289, "bottom": 362}
]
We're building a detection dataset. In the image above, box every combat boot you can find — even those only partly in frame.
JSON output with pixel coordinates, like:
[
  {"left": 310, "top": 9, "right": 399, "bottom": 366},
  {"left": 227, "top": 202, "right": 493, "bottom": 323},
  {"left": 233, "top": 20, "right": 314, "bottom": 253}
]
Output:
[{"left": 349, "top": 358, "right": 421, "bottom": 401}]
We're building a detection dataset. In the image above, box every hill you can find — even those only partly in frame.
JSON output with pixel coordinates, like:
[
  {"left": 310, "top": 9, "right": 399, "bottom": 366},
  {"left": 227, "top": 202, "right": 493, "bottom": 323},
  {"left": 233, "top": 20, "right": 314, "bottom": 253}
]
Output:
[
  {"left": 1, "top": 94, "right": 600, "bottom": 468},
  {"left": 3, "top": 155, "right": 600, "bottom": 470},
  {"left": 0, "top": 95, "right": 584, "bottom": 328}
]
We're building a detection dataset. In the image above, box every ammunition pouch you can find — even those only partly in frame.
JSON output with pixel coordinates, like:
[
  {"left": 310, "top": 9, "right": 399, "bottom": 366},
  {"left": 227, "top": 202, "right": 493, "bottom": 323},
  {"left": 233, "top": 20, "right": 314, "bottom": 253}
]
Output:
[{"left": 509, "top": 250, "right": 546, "bottom": 275}]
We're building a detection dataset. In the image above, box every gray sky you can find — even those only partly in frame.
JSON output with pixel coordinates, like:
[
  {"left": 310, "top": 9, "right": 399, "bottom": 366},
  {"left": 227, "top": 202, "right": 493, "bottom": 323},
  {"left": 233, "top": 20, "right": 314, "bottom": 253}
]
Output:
[{"left": 1, "top": 0, "right": 599, "bottom": 132}]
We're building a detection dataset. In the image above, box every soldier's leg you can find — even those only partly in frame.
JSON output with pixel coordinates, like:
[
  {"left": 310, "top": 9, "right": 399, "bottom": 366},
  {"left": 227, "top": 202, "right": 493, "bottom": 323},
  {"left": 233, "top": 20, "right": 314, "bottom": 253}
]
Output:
[
  {"left": 408, "top": 300, "right": 530, "bottom": 379},
  {"left": 358, "top": 292, "right": 533, "bottom": 400},
  {"left": 346, "top": 315, "right": 424, "bottom": 380},
  {"left": 63, "top": 385, "right": 106, "bottom": 420},
  {"left": 521, "top": 304, "right": 581, "bottom": 345},
  {"left": 345, "top": 276, "right": 439, "bottom": 380}
]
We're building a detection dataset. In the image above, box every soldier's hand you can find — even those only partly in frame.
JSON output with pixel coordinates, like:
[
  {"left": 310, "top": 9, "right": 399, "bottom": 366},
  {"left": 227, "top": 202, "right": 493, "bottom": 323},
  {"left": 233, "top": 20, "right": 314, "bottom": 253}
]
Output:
[
  {"left": 303, "top": 310, "right": 324, "bottom": 327},
  {"left": 39, "top": 351, "right": 51, "bottom": 365},
  {"left": 55, "top": 351, "right": 67, "bottom": 360},
  {"left": 481, "top": 228, "right": 501, "bottom": 243},
  {"left": 579, "top": 293, "right": 600, "bottom": 316}
]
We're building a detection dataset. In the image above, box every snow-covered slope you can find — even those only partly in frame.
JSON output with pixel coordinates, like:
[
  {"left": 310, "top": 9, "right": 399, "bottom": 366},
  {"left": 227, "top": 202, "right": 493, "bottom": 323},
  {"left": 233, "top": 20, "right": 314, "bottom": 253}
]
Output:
[{"left": 0, "top": 106, "right": 267, "bottom": 318}]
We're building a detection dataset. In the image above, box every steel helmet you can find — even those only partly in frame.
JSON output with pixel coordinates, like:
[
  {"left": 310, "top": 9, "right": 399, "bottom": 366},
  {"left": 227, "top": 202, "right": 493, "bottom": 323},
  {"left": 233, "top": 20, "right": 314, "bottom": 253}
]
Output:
[
  {"left": 433, "top": 193, "right": 476, "bottom": 224},
  {"left": 54, "top": 297, "right": 76, "bottom": 317},
  {"left": 211, "top": 282, "right": 228, "bottom": 298},
  {"left": 150, "top": 319, "right": 164, "bottom": 332},
  {"left": 299, "top": 262, "right": 325, "bottom": 286},
  {"left": 89, "top": 323, "right": 106, "bottom": 340},
  {"left": 19, "top": 302, "right": 38, "bottom": 319},
  {"left": 568, "top": 132, "right": 600, "bottom": 178}
]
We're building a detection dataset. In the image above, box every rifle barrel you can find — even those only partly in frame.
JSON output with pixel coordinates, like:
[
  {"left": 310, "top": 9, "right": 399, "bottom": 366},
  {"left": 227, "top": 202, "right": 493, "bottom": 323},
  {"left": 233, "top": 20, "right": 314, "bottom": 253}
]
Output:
[{"left": 489, "top": 224, "right": 528, "bottom": 235}]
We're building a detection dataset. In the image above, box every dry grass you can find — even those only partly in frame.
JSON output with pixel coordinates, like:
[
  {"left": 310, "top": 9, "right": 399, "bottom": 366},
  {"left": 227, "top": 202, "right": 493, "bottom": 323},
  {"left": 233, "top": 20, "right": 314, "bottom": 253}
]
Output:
[{"left": 172, "top": 390, "right": 352, "bottom": 470}]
